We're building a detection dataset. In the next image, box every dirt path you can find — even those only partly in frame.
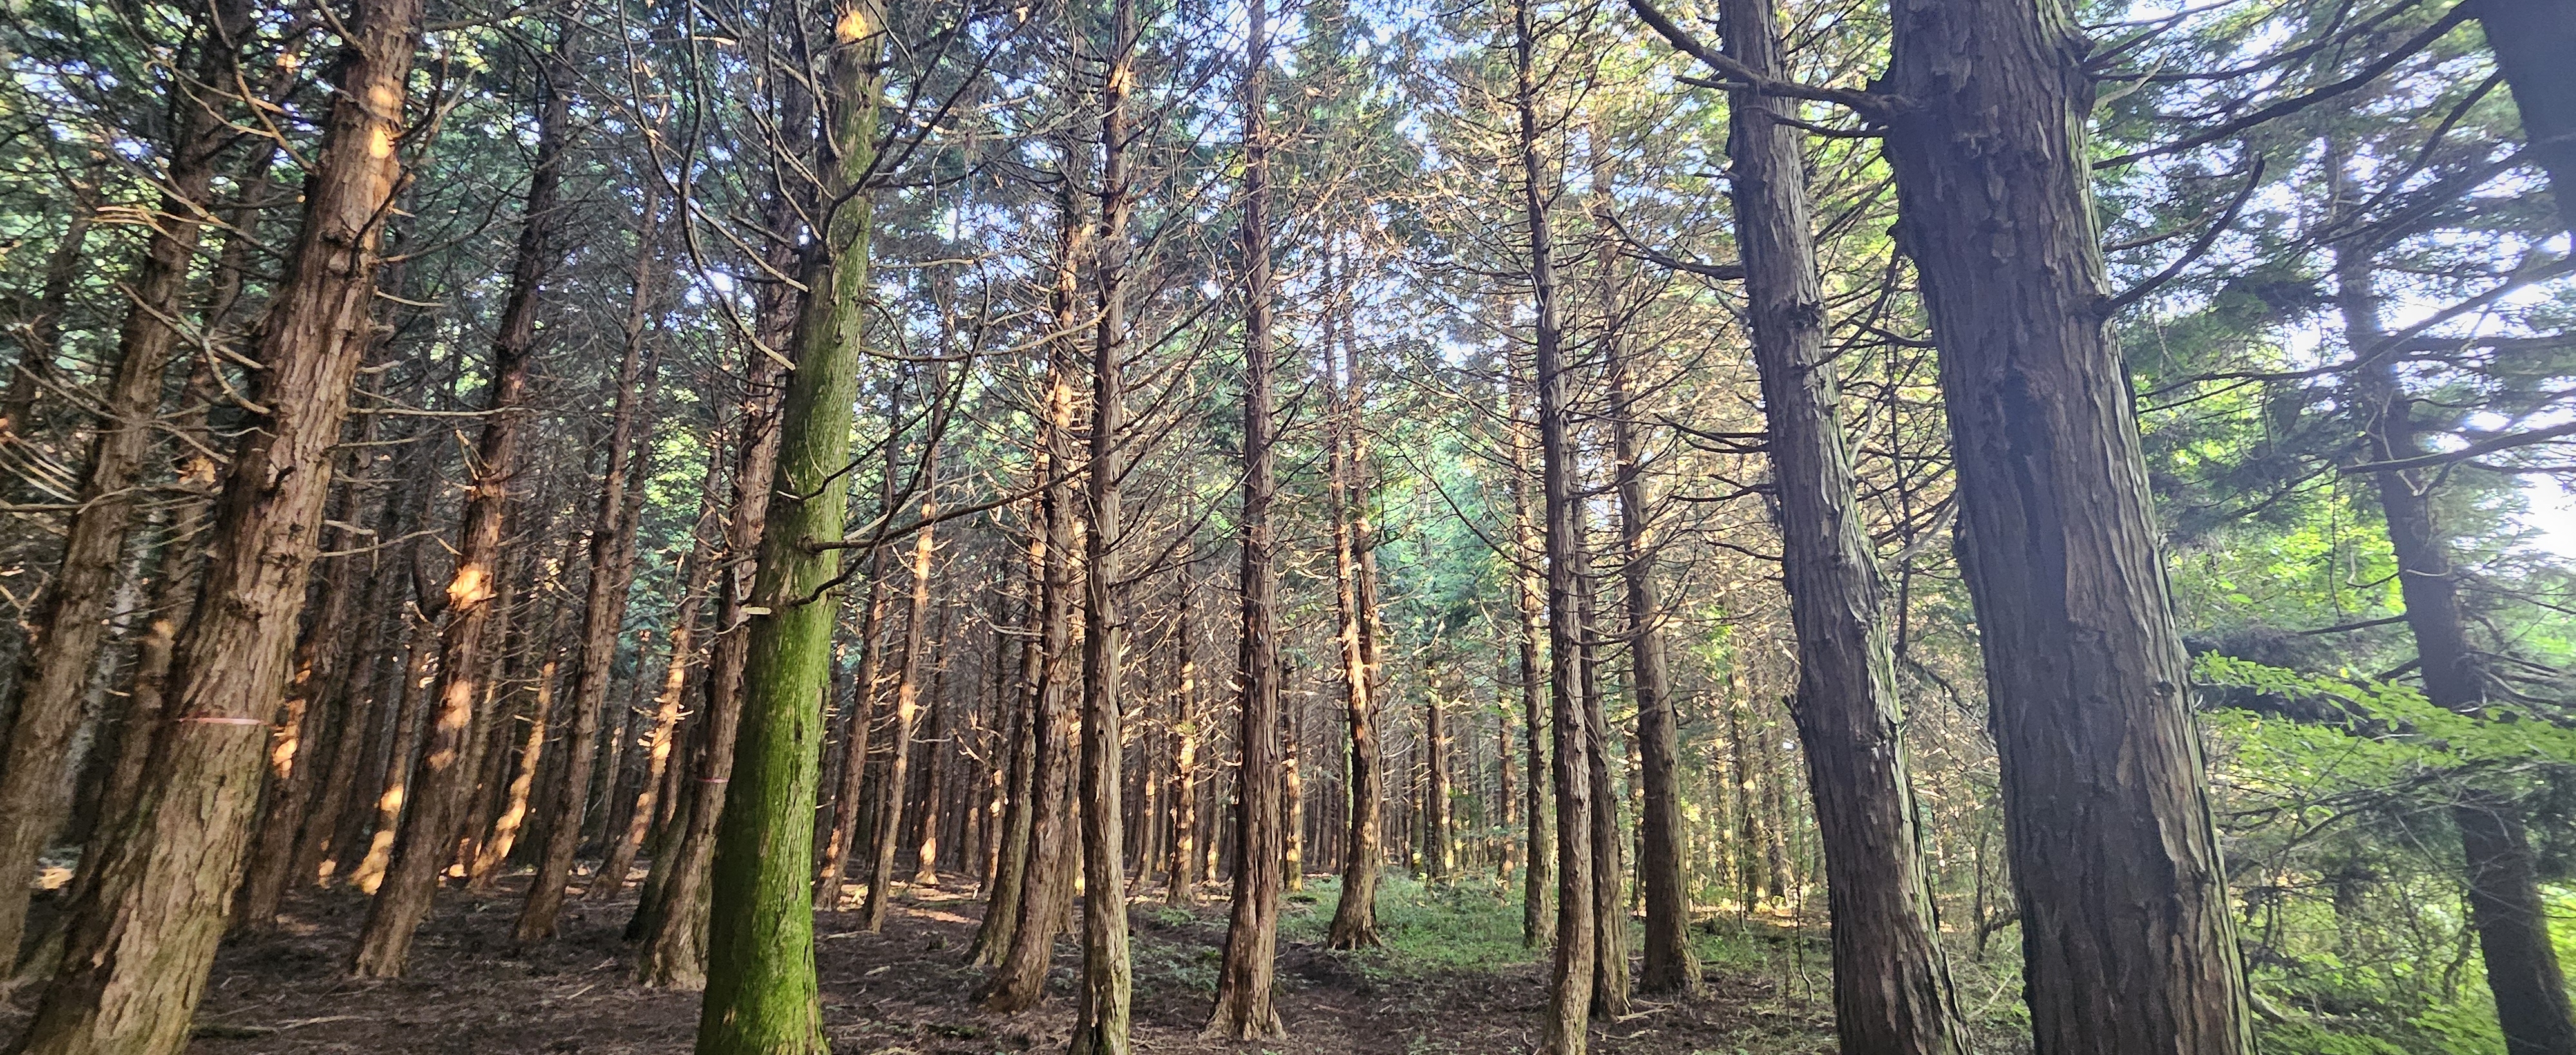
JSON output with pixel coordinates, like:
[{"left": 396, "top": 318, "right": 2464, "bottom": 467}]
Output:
[{"left": 2, "top": 879, "right": 1839, "bottom": 1053}]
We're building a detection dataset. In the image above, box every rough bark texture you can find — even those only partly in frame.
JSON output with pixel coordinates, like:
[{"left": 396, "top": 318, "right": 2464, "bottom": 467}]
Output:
[
  {"left": 349, "top": 42, "right": 569, "bottom": 978},
  {"left": 5, "top": 0, "right": 420, "bottom": 1043},
  {"left": 1607, "top": 341, "right": 1694, "bottom": 997},
  {"left": 1517, "top": 2, "right": 1594, "bottom": 1048},
  {"left": 1069, "top": 5, "right": 1136, "bottom": 1048},
  {"left": 967, "top": 502, "right": 1046, "bottom": 960},
  {"left": 0, "top": 0, "right": 250, "bottom": 963},
  {"left": 2474, "top": 0, "right": 2576, "bottom": 236},
  {"left": 1511, "top": 374, "right": 1551, "bottom": 950},
  {"left": 1207, "top": 0, "right": 1285, "bottom": 1034},
  {"left": 690, "top": 5, "right": 882, "bottom": 1050},
  {"left": 2458, "top": 795, "right": 2576, "bottom": 1055},
  {"left": 595, "top": 455, "right": 719, "bottom": 903},
  {"left": 1880, "top": 0, "right": 2255, "bottom": 1049},
  {"left": 1325, "top": 257, "right": 1383, "bottom": 952},
  {"left": 1703, "top": 0, "right": 1967, "bottom": 1042},
  {"left": 977, "top": 135, "right": 1084, "bottom": 1016}
]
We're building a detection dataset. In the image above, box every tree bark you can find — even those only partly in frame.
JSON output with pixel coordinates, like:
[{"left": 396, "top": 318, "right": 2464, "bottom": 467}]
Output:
[
  {"left": 1516, "top": 0, "right": 1595, "bottom": 1047},
  {"left": 2473, "top": 0, "right": 2576, "bottom": 236},
  {"left": 1325, "top": 253, "right": 1384, "bottom": 952},
  {"left": 594, "top": 445, "right": 722, "bottom": 903},
  {"left": 1606, "top": 332, "right": 1694, "bottom": 996},
  {"left": 1698, "top": 0, "right": 1967, "bottom": 1041},
  {"left": 6, "top": 0, "right": 421, "bottom": 1041},
  {"left": 1511, "top": 370, "right": 1551, "bottom": 949},
  {"left": 1880, "top": 0, "right": 2256, "bottom": 1047},
  {"left": 1070, "top": 4, "right": 1137, "bottom": 1047},
  {"left": 690, "top": 4, "right": 882, "bottom": 1050},
  {"left": 0, "top": 0, "right": 251, "bottom": 963},
  {"left": 349, "top": 33, "right": 569, "bottom": 977},
  {"left": 1208, "top": 0, "right": 1285, "bottom": 1034},
  {"left": 967, "top": 496, "right": 1046, "bottom": 960},
  {"left": 2334, "top": 216, "right": 2576, "bottom": 1055}
]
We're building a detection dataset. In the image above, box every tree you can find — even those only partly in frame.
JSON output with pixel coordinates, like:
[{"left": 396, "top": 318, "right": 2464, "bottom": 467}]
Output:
[
  {"left": 692, "top": 0, "right": 885, "bottom": 1047},
  {"left": 1206, "top": 0, "right": 1286, "bottom": 1036},
  {"left": 5, "top": 0, "right": 422, "bottom": 1041},
  {"left": 1879, "top": 0, "right": 2258, "bottom": 1049}
]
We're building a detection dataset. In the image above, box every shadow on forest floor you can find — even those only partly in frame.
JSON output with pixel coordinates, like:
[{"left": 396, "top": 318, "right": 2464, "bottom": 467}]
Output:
[{"left": 0, "top": 870, "right": 1869, "bottom": 1054}]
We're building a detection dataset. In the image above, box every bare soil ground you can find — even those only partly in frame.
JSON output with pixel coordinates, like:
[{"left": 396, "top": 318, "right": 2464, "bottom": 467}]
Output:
[{"left": 1, "top": 876, "right": 1841, "bottom": 1054}]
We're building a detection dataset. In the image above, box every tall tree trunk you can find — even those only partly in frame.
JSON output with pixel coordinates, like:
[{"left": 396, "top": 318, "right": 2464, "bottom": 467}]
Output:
[
  {"left": 7, "top": 0, "right": 421, "bottom": 1042},
  {"left": 1516, "top": 0, "right": 1595, "bottom": 1047},
  {"left": 2473, "top": 0, "right": 2576, "bottom": 236},
  {"left": 518, "top": 175, "right": 659, "bottom": 941},
  {"left": 1880, "top": 0, "right": 2255, "bottom": 1047},
  {"left": 1606, "top": 337, "right": 1694, "bottom": 996},
  {"left": 1166, "top": 597, "right": 1200, "bottom": 906},
  {"left": 1682, "top": 0, "right": 1967, "bottom": 1039},
  {"left": 1070, "top": 3, "right": 1137, "bottom": 1048},
  {"left": 1422, "top": 675, "right": 1452, "bottom": 880},
  {"left": 630, "top": 60, "right": 808, "bottom": 994},
  {"left": 349, "top": 32, "right": 569, "bottom": 977},
  {"left": 0, "top": 0, "right": 251, "bottom": 963},
  {"left": 1325, "top": 254, "right": 1384, "bottom": 951},
  {"left": 977, "top": 126, "right": 1086, "bottom": 1015},
  {"left": 863, "top": 424, "right": 942, "bottom": 929},
  {"left": 815, "top": 412, "right": 898, "bottom": 910},
  {"left": 2334, "top": 223, "right": 2576, "bottom": 1055},
  {"left": 691, "top": 5, "right": 882, "bottom": 1050},
  {"left": 1208, "top": 0, "right": 1284, "bottom": 1034},
  {"left": 1573, "top": 496, "right": 1628, "bottom": 1018},
  {"left": 1511, "top": 370, "right": 1551, "bottom": 949}
]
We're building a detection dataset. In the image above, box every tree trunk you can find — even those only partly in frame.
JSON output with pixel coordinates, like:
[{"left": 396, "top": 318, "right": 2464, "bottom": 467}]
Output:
[
  {"left": 1880, "top": 0, "right": 2256, "bottom": 1047},
  {"left": 0, "top": 0, "right": 251, "bottom": 963},
  {"left": 1070, "top": 4, "right": 1137, "bottom": 1047},
  {"left": 1606, "top": 334, "right": 1695, "bottom": 996},
  {"left": 1325, "top": 253, "right": 1384, "bottom": 951},
  {"left": 976, "top": 128, "right": 1086, "bottom": 1016},
  {"left": 1423, "top": 676, "right": 1453, "bottom": 880},
  {"left": 1511, "top": 371, "right": 1551, "bottom": 949},
  {"left": 690, "top": 5, "right": 882, "bottom": 1050},
  {"left": 519, "top": 170, "right": 658, "bottom": 942},
  {"left": 348, "top": 33, "right": 568, "bottom": 977},
  {"left": 1208, "top": 0, "right": 1285, "bottom": 1035},
  {"left": 2473, "top": 0, "right": 2576, "bottom": 236},
  {"left": 595, "top": 450, "right": 722, "bottom": 903},
  {"left": 1572, "top": 501, "right": 1627, "bottom": 1018},
  {"left": 7, "top": 0, "right": 421, "bottom": 1041},
  {"left": 2334, "top": 219, "right": 2576, "bottom": 1055},
  {"left": 1698, "top": 0, "right": 1968, "bottom": 1040},
  {"left": 968, "top": 497, "right": 1045, "bottom": 959},
  {"left": 815, "top": 441, "right": 895, "bottom": 909},
  {"left": 863, "top": 423, "right": 941, "bottom": 929},
  {"left": 1517, "top": 0, "right": 1595, "bottom": 1046}
]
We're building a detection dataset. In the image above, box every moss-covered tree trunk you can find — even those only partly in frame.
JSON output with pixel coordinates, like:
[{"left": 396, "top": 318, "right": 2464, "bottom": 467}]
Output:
[{"left": 691, "top": 3, "right": 884, "bottom": 1050}]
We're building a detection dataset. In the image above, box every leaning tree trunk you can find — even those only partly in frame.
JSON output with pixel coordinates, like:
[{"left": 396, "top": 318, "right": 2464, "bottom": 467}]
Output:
[
  {"left": 2335, "top": 229, "right": 2576, "bottom": 1055},
  {"left": 348, "top": 35, "right": 569, "bottom": 978},
  {"left": 594, "top": 439, "right": 721, "bottom": 904},
  {"left": 1880, "top": 0, "right": 2256, "bottom": 1049},
  {"left": 1206, "top": 0, "right": 1285, "bottom": 1034},
  {"left": 1516, "top": 0, "right": 1595, "bottom": 1047},
  {"left": 691, "top": 3, "right": 882, "bottom": 1050},
  {"left": 0, "top": 0, "right": 251, "bottom": 964},
  {"left": 1070, "top": 3, "right": 1137, "bottom": 1049},
  {"left": 967, "top": 494, "right": 1045, "bottom": 958},
  {"left": 2472, "top": 0, "right": 2576, "bottom": 236},
  {"left": 520, "top": 173, "right": 659, "bottom": 942},
  {"left": 1698, "top": 0, "right": 1968, "bottom": 1042},
  {"left": 6, "top": 0, "right": 420, "bottom": 1045}
]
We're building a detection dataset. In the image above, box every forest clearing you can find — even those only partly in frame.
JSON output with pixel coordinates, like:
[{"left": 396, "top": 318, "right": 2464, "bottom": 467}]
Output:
[{"left": 0, "top": 0, "right": 2570, "bottom": 1051}]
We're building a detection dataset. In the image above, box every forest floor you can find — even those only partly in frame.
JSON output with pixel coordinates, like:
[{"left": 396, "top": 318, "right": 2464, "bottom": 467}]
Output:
[{"left": 0, "top": 871, "right": 1946, "bottom": 1054}]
